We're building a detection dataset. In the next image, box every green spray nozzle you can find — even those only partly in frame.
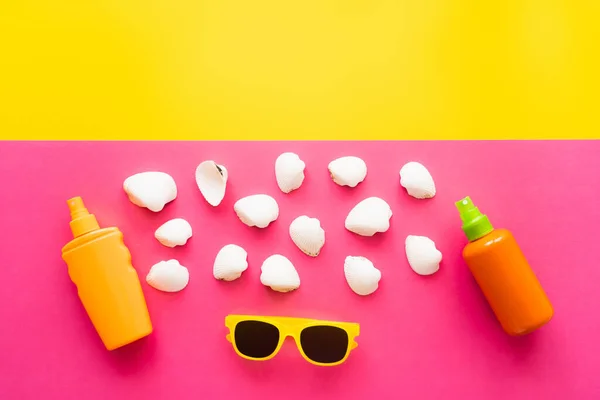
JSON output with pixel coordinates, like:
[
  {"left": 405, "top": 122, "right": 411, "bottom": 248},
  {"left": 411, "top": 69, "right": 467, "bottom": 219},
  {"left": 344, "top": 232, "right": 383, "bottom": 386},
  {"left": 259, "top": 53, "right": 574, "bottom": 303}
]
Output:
[{"left": 455, "top": 196, "right": 494, "bottom": 242}]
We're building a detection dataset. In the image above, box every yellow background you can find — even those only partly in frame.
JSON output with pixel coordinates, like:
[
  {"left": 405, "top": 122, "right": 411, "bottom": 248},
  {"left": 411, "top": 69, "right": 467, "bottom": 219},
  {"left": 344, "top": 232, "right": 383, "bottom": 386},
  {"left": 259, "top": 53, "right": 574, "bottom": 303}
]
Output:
[{"left": 1, "top": 0, "right": 598, "bottom": 140}]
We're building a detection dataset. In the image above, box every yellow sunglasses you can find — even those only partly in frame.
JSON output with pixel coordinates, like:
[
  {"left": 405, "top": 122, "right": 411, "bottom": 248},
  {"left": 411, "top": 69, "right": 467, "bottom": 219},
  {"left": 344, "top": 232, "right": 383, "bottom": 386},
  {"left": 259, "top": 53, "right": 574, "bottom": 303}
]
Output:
[{"left": 225, "top": 315, "right": 360, "bottom": 366}]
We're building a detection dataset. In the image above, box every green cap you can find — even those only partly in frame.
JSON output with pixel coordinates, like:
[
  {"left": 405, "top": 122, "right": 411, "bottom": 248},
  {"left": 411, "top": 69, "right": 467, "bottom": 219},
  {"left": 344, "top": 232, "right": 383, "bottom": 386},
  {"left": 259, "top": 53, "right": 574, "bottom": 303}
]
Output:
[{"left": 455, "top": 196, "right": 494, "bottom": 241}]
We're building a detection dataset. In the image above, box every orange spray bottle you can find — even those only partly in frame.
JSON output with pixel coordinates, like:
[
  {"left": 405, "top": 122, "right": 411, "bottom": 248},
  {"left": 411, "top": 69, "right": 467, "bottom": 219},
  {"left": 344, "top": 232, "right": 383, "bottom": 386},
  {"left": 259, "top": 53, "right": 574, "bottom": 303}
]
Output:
[
  {"left": 455, "top": 196, "right": 553, "bottom": 335},
  {"left": 61, "top": 197, "right": 152, "bottom": 350}
]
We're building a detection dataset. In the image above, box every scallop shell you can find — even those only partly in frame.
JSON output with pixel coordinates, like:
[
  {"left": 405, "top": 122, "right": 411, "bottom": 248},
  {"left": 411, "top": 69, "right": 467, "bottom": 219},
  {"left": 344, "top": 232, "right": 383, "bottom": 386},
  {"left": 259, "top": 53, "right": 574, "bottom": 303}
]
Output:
[
  {"left": 234, "top": 194, "right": 279, "bottom": 228},
  {"left": 344, "top": 256, "right": 381, "bottom": 296},
  {"left": 260, "top": 254, "right": 300, "bottom": 292},
  {"left": 123, "top": 171, "right": 177, "bottom": 212},
  {"left": 275, "top": 152, "right": 306, "bottom": 193},
  {"left": 154, "top": 218, "right": 193, "bottom": 248},
  {"left": 399, "top": 162, "right": 436, "bottom": 199},
  {"left": 146, "top": 259, "right": 189, "bottom": 292},
  {"left": 213, "top": 244, "right": 249, "bottom": 281},
  {"left": 344, "top": 197, "right": 393, "bottom": 236},
  {"left": 328, "top": 156, "right": 367, "bottom": 187},
  {"left": 405, "top": 235, "right": 442, "bottom": 276},
  {"left": 289, "top": 216, "right": 325, "bottom": 257},
  {"left": 195, "top": 160, "right": 228, "bottom": 206}
]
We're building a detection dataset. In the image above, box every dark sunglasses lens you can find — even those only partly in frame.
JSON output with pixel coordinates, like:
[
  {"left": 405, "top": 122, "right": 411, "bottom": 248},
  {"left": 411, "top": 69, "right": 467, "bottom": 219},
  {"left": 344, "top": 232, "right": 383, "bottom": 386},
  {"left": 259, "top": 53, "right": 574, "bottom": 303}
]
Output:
[
  {"left": 300, "top": 325, "right": 349, "bottom": 364},
  {"left": 234, "top": 321, "right": 280, "bottom": 359}
]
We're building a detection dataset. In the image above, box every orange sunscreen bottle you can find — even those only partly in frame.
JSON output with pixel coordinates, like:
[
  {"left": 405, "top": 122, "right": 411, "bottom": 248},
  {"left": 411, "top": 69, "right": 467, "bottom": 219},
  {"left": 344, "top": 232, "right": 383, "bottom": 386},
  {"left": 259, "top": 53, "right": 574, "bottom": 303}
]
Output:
[
  {"left": 455, "top": 196, "right": 553, "bottom": 335},
  {"left": 61, "top": 197, "right": 152, "bottom": 350}
]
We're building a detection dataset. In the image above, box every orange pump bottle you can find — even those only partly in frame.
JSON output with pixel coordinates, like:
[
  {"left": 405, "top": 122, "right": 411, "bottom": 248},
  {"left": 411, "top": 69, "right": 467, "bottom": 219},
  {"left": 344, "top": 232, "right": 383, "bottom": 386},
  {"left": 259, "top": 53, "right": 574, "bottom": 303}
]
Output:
[
  {"left": 455, "top": 197, "right": 553, "bottom": 336},
  {"left": 61, "top": 197, "right": 152, "bottom": 350}
]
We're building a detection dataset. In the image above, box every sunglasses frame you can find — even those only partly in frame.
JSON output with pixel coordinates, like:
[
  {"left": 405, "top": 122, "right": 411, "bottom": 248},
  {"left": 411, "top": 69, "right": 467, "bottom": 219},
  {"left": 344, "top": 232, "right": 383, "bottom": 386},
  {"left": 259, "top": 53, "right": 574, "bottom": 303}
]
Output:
[{"left": 225, "top": 315, "right": 360, "bottom": 366}]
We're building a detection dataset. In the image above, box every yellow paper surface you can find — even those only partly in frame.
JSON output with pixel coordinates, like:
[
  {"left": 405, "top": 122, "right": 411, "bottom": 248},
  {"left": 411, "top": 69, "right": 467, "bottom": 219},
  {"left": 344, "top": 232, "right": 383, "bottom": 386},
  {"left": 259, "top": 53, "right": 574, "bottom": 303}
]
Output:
[{"left": 1, "top": 0, "right": 598, "bottom": 140}]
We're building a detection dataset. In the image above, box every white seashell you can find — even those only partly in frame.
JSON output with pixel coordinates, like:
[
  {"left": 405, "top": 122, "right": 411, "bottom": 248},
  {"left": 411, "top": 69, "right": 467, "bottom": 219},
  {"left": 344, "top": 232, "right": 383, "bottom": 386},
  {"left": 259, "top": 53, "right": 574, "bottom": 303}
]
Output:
[
  {"left": 195, "top": 160, "right": 228, "bottom": 206},
  {"left": 289, "top": 216, "right": 325, "bottom": 257},
  {"left": 154, "top": 218, "right": 193, "bottom": 247},
  {"left": 123, "top": 172, "right": 177, "bottom": 212},
  {"left": 344, "top": 256, "right": 382, "bottom": 296},
  {"left": 260, "top": 254, "right": 300, "bottom": 292},
  {"left": 234, "top": 194, "right": 279, "bottom": 228},
  {"left": 146, "top": 259, "right": 189, "bottom": 292},
  {"left": 275, "top": 152, "right": 306, "bottom": 193},
  {"left": 344, "top": 197, "right": 393, "bottom": 236},
  {"left": 213, "top": 244, "right": 249, "bottom": 281},
  {"left": 405, "top": 235, "right": 442, "bottom": 276},
  {"left": 328, "top": 156, "right": 367, "bottom": 187},
  {"left": 399, "top": 161, "right": 436, "bottom": 199}
]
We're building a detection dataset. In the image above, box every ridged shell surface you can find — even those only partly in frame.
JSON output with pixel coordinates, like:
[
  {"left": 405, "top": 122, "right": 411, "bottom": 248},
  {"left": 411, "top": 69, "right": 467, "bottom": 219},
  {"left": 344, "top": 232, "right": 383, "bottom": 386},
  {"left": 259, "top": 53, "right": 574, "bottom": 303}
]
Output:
[
  {"left": 328, "top": 156, "right": 367, "bottom": 187},
  {"left": 399, "top": 162, "right": 436, "bottom": 199},
  {"left": 289, "top": 215, "right": 325, "bottom": 257},
  {"left": 405, "top": 235, "right": 442, "bottom": 276},
  {"left": 154, "top": 218, "right": 193, "bottom": 247},
  {"left": 234, "top": 194, "right": 279, "bottom": 228},
  {"left": 275, "top": 152, "right": 306, "bottom": 193},
  {"left": 146, "top": 259, "right": 189, "bottom": 292},
  {"left": 213, "top": 244, "right": 249, "bottom": 281},
  {"left": 344, "top": 197, "right": 392, "bottom": 236},
  {"left": 260, "top": 254, "right": 300, "bottom": 292},
  {"left": 344, "top": 256, "right": 381, "bottom": 296},
  {"left": 123, "top": 171, "right": 177, "bottom": 212}
]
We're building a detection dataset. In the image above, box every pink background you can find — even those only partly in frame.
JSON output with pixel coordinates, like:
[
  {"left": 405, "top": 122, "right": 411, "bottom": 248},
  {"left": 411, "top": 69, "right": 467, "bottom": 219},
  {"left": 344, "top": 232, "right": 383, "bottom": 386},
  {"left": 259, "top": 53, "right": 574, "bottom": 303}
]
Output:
[{"left": 1, "top": 141, "right": 599, "bottom": 399}]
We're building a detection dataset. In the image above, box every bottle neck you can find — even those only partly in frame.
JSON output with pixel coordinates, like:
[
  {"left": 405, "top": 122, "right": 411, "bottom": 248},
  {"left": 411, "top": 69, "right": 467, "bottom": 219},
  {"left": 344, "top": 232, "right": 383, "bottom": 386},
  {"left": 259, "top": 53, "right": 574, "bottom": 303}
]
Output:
[
  {"left": 455, "top": 196, "right": 494, "bottom": 241},
  {"left": 464, "top": 215, "right": 494, "bottom": 241},
  {"left": 67, "top": 197, "right": 100, "bottom": 238},
  {"left": 70, "top": 214, "right": 100, "bottom": 238}
]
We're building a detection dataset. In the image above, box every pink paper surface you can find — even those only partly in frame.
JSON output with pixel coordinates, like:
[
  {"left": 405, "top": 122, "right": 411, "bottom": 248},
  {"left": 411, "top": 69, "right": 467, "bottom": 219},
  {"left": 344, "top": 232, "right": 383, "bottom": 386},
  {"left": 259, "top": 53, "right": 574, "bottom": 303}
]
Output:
[{"left": 1, "top": 141, "right": 599, "bottom": 399}]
